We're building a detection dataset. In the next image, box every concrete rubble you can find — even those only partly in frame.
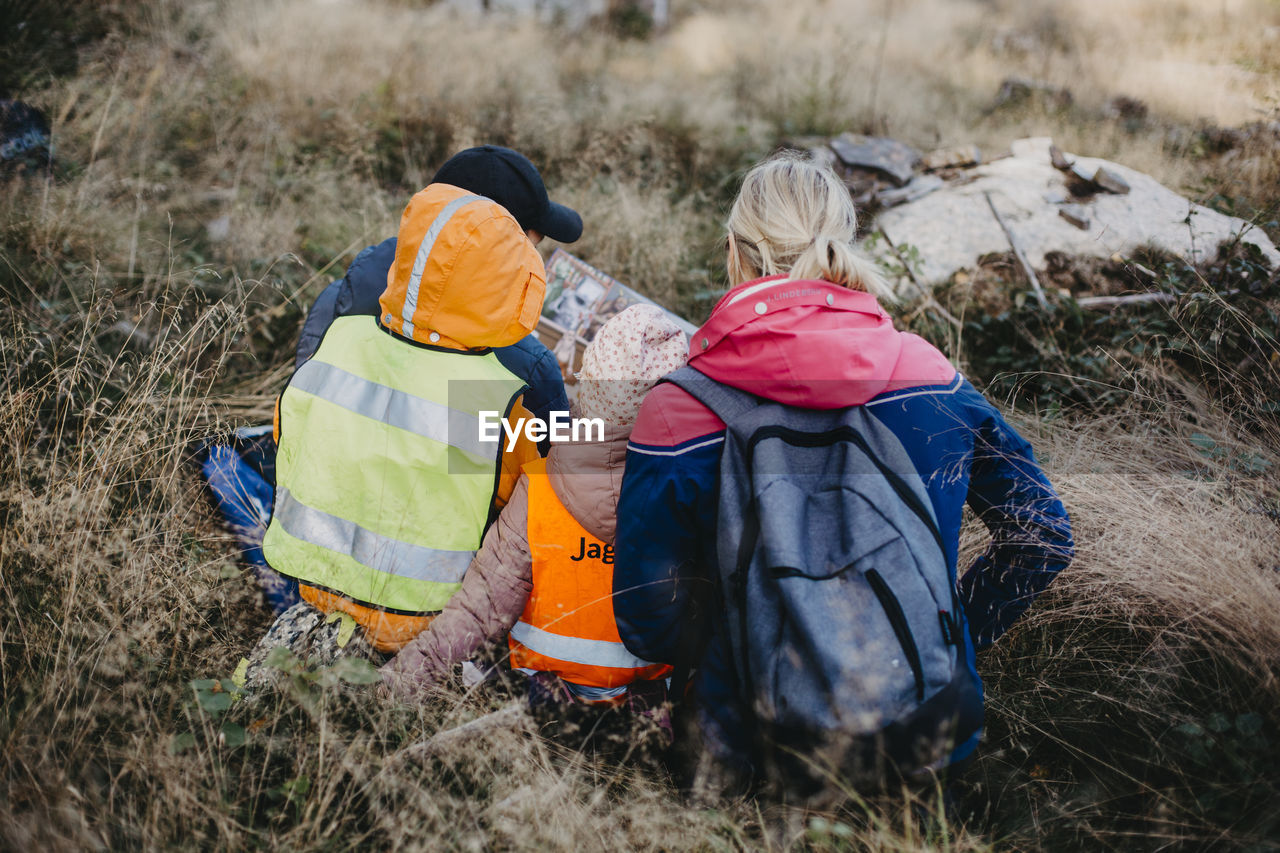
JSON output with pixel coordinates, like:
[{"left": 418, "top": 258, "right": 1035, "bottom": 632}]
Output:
[{"left": 855, "top": 136, "right": 1280, "bottom": 288}]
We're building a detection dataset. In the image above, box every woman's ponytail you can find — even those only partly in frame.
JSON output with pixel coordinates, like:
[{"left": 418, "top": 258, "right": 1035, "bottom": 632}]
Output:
[{"left": 725, "top": 152, "right": 894, "bottom": 302}]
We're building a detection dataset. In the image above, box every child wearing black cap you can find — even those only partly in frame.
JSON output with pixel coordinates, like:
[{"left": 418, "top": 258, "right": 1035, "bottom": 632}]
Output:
[{"left": 294, "top": 145, "right": 582, "bottom": 428}]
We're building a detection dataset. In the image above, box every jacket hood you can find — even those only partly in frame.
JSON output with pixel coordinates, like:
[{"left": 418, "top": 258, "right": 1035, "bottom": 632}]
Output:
[
  {"left": 545, "top": 420, "right": 631, "bottom": 543},
  {"left": 378, "top": 183, "right": 546, "bottom": 349},
  {"left": 686, "top": 276, "right": 956, "bottom": 408}
]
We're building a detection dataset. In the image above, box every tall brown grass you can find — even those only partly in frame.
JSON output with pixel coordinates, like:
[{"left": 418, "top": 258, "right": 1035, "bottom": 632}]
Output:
[{"left": 3, "top": 0, "right": 1279, "bottom": 848}]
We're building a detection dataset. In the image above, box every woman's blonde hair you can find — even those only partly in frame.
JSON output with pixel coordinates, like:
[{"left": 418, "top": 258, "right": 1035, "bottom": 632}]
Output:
[{"left": 725, "top": 152, "right": 892, "bottom": 300}]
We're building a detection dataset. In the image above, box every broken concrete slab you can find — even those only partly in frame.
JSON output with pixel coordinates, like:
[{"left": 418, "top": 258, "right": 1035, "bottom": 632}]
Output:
[
  {"left": 1049, "top": 144, "right": 1073, "bottom": 171},
  {"left": 867, "top": 137, "right": 1280, "bottom": 288},
  {"left": 1092, "top": 166, "right": 1131, "bottom": 195},
  {"left": 1058, "top": 204, "right": 1091, "bottom": 230},
  {"left": 877, "top": 174, "right": 943, "bottom": 208},
  {"left": 828, "top": 133, "right": 920, "bottom": 187},
  {"left": 1070, "top": 162, "right": 1131, "bottom": 194}
]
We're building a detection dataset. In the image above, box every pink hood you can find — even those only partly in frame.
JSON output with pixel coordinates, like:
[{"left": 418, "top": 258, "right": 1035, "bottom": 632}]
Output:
[{"left": 686, "top": 276, "right": 955, "bottom": 408}]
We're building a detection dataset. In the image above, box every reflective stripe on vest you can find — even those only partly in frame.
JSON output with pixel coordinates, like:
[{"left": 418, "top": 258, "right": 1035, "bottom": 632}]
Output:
[
  {"left": 402, "top": 193, "right": 485, "bottom": 340},
  {"left": 263, "top": 314, "right": 524, "bottom": 630},
  {"left": 507, "top": 458, "right": 671, "bottom": 689},
  {"left": 272, "top": 487, "right": 472, "bottom": 584},
  {"left": 509, "top": 621, "right": 657, "bottom": 671},
  {"left": 288, "top": 359, "right": 492, "bottom": 460}
]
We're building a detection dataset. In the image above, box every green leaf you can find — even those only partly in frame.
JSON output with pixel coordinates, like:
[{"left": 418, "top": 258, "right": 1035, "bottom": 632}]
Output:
[
  {"left": 169, "top": 732, "right": 197, "bottom": 755},
  {"left": 197, "top": 690, "right": 232, "bottom": 713},
  {"left": 327, "top": 657, "right": 382, "bottom": 685},
  {"left": 1175, "top": 721, "right": 1205, "bottom": 738},
  {"left": 219, "top": 722, "right": 246, "bottom": 749},
  {"left": 1189, "top": 432, "right": 1217, "bottom": 452},
  {"left": 1235, "top": 453, "right": 1272, "bottom": 474},
  {"left": 191, "top": 678, "right": 235, "bottom": 714}
]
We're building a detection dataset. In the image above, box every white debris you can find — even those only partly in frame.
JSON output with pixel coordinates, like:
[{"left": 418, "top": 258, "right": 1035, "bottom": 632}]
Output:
[{"left": 868, "top": 137, "right": 1280, "bottom": 288}]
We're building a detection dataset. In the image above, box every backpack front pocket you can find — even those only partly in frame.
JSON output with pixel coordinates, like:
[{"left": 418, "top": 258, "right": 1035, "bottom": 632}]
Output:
[{"left": 864, "top": 568, "right": 925, "bottom": 702}]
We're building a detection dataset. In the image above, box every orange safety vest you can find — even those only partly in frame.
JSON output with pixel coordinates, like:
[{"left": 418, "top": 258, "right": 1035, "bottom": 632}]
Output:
[{"left": 508, "top": 458, "right": 671, "bottom": 689}]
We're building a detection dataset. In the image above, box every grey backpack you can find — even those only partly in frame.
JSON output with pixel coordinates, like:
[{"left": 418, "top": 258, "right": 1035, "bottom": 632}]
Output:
[{"left": 663, "top": 367, "right": 982, "bottom": 786}]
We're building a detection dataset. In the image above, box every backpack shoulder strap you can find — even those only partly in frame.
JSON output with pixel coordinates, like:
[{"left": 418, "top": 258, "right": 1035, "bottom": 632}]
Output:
[
  {"left": 660, "top": 366, "right": 759, "bottom": 425},
  {"left": 653, "top": 366, "right": 758, "bottom": 706}
]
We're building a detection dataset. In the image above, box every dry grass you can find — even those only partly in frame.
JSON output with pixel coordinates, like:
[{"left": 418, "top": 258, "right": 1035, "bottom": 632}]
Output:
[
  {"left": 966, "top": 405, "right": 1280, "bottom": 848},
  {"left": 3, "top": 0, "right": 1279, "bottom": 849}
]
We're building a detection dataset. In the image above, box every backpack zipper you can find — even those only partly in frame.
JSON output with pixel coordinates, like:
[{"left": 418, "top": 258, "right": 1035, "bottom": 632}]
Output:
[{"left": 865, "top": 569, "right": 925, "bottom": 702}]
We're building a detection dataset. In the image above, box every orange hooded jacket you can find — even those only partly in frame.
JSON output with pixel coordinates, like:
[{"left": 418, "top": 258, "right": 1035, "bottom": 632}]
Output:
[{"left": 283, "top": 183, "right": 548, "bottom": 650}]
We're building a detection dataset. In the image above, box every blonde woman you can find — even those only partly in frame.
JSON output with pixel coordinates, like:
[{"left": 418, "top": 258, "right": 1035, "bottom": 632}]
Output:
[{"left": 611, "top": 153, "right": 1074, "bottom": 793}]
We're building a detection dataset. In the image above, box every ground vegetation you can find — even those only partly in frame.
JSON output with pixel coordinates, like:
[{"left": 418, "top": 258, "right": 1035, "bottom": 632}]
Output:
[{"left": 2, "top": 1, "right": 1279, "bottom": 848}]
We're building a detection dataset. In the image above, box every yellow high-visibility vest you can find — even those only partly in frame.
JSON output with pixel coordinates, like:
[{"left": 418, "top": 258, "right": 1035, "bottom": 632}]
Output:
[{"left": 263, "top": 314, "right": 525, "bottom": 650}]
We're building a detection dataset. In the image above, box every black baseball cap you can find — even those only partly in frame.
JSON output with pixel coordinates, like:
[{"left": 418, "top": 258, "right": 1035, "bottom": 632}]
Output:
[{"left": 432, "top": 145, "right": 582, "bottom": 243}]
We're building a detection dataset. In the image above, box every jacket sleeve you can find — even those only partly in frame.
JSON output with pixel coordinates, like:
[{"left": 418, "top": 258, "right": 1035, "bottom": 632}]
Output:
[
  {"left": 495, "top": 397, "right": 541, "bottom": 509},
  {"left": 295, "top": 280, "right": 342, "bottom": 368},
  {"left": 295, "top": 237, "right": 396, "bottom": 368},
  {"left": 335, "top": 237, "right": 396, "bottom": 317},
  {"left": 958, "top": 402, "right": 1074, "bottom": 650},
  {"left": 521, "top": 346, "right": 570, "bottom": 427},
  {"left": 612, "top": 407, "right": 722, "bottom": 665},
  {"left": 492, "top": 338, "right": 568, "bottom": 456},
  {"left": 381, "top": 474, "right": 534, "bottom": 696}
]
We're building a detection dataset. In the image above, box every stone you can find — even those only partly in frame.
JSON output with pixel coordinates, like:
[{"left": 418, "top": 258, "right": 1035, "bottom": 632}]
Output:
[
  {"left": 1070, "top": 161, "right": 1099, "bottom": 183},
  {"left": 921, "top": 145, "right": 981, "bottom": 172},
  {"left": 877, "top": 174, "right": 944, "bottom": 208},
  {"left": 1058, "top": 204, "right": 1091, "bottom": 230},
  {"left": 807, "top": 145, "right": 838, "bottom": 171},
  {"left": 867, "top": 137, "right": 1280, "bottom": 289},
  {"left": 828, "top": 133, "right": 920, "bottom": 187},
  {"left": 1049, "top": 144, "right": 1072, "bottom": 171},
  {"left": 1092, "top": 166, "right": 1131, "bottom": 195},
  {"left": 1070, "top": 162, "right": 1131, "bottom": 194}
]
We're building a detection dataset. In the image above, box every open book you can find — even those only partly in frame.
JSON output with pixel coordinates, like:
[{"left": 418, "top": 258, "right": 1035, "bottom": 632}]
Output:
[{"left": 535, "top": 249, "right": 697, "bottom": 379}]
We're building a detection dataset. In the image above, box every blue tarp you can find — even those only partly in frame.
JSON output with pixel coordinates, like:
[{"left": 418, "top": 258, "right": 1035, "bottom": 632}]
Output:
[{"left": 198, "top": 426, "right": 299, "bottom": 614}]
